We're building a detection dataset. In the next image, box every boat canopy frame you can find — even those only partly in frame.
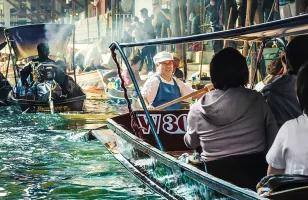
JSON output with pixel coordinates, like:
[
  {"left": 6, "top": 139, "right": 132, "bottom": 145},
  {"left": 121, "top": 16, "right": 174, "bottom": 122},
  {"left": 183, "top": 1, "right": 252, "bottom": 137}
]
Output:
[
  {"left": 109, "top": 14, "right": 308, "bottom": 151},
  {"left": 3, "top": 23, "right": 77, "bottom": 86}
]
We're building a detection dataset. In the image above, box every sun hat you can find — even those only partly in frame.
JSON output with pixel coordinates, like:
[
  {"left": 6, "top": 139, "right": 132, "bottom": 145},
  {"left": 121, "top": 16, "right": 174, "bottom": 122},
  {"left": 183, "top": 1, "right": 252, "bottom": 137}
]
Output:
[{"left": 153, "top": 51, "right": 174, "bottom": 64}]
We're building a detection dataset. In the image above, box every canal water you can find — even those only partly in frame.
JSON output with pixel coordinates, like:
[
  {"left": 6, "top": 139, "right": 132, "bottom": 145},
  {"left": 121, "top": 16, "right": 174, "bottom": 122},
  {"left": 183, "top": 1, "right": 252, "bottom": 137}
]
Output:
[{"left": 0, "top": 105, "right": 162, "bottom": 199}]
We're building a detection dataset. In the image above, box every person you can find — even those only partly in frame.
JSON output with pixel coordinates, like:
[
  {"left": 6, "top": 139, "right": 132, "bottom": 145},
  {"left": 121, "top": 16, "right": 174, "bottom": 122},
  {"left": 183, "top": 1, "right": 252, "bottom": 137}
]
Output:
[
  {"left": 172, "top": 53, "right": 184, "bottom": 80},
  {"left": 261, "top": 35, "right": 308, "bottom": 128},
  {"left": 122, "top": 55, "right": 143, "bottom": 86},
  {"left": 206, "top": 0, "right": 223, "bottom": 53},
  {"left": 19, "top": 43, "right": 67, "bottom": 99},
  {"left": 141, "top": 51, "right": 194, "bottom": 110},
  {"left": 254, "top": 54, "right": 285, "bottom": 92},
  {"left": 189, "top": 11, "right": 201, "bottom": 35},
  {"left": 279, "top": 0, "right": 295, "bottom": 19},
  {"left": 152, "top": 1, "right": 171, "bottom": 39},
  {"left": 20, "top": 43, "right": 56, "bottom": 88},
  {"left": 266, "top": 63, "right": 308, "bottom": 175},
  {"left": 139, "top": 8, "right": 156, "bottom": 73},
  {"left": 184, "top": 47, "right": 278, "bottom": 162}
]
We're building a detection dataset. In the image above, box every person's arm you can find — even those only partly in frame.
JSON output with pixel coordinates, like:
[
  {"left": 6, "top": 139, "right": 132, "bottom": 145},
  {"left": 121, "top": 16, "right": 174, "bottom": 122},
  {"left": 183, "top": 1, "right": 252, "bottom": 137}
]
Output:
[
  {"left": 141, "top": 77, "right": 160, "bottom": 107},
  {"left": 184, "top": 105, "right": 201, "bottom": 149},
  {"left": 266, "top": 122, "right": 288, "bottom": 175},
  {"left": 267, "top": 165, "right": 285, "bottom": 175},
  {"left": 176, "top": 79, "right": 194, "bottom": 102}
]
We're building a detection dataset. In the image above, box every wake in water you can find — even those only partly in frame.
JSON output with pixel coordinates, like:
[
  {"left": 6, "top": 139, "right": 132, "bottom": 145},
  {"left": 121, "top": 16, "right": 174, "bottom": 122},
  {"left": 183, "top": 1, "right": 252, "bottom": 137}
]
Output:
[{"left": 0, "top": 105, "right": 162, "bottom": 199}]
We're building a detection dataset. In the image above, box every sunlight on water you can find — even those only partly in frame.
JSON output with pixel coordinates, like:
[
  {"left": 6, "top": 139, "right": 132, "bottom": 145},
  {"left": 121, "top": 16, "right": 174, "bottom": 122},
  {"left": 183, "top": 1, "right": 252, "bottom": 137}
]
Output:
[{"left": 0, "top": 106, "right": 162, "bottom": 199}]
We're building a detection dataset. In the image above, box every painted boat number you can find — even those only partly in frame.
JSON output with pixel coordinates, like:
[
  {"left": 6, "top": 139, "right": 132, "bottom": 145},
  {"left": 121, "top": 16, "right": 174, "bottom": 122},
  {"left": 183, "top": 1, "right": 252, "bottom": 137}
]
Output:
[{"left": 137, "top": 114, "right": 187, "bottom": 135}]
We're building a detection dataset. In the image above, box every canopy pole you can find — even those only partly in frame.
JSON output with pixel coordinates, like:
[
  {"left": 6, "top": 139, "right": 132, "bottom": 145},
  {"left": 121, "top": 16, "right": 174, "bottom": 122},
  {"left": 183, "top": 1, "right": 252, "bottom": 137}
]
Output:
[
  {"left": 4, "top": 32, "right": 17, "bottom": 86},
  {"left": 5, "top": 48, "right": 10, "bottom": 79},
  {"left": 110, "top": 42, "right": 164, "bottom": 151},
  {"left": 72, "top": 26, "right": 77, "bottom": 83}
]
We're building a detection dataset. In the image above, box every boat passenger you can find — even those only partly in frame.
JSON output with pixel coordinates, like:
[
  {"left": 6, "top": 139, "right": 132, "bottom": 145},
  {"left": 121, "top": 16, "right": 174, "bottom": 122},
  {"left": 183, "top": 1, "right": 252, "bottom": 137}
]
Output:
[
  {"left": 266, "top": 63, "right": 308, "bottom": 176},
  {"left": 20, "top": 43, "right": 66, "bottom": 89},
  {"left": 255, "top": 54, "right": 285, "bottom": 92},
  {"left": 122, "top": 55, "right": 143, "bottom": 86},
  {"left": 260, "top": 35, "right": 308, "bottom": 128},
  {"left": 172, "top": 53, "right": 184, "bottom": 81},
  {"left": 141, "top": 51, "right": 194, "bottom": 110},
  {"left": 184, "top": 47, "right": 278, "bottom": 162}
]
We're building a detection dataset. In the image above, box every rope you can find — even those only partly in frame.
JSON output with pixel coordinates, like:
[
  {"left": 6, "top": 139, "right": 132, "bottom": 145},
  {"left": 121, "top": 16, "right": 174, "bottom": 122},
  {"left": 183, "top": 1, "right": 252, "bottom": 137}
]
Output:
[{"left": 110, "top": 49, "right": 144, "bottom": 138}]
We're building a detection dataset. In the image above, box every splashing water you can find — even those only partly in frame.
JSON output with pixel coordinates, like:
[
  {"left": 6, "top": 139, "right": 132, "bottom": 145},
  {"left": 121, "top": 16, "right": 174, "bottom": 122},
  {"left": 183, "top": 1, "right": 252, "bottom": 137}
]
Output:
[{"left": 0, "top": 106, "right": 162, "bottom": 199}]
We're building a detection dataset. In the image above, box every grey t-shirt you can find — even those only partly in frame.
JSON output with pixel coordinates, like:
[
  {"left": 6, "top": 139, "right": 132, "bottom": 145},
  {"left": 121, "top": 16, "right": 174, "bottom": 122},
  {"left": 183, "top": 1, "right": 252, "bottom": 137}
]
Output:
[{"left": 266, "top": 114, "right": 308, "bottom": 175}]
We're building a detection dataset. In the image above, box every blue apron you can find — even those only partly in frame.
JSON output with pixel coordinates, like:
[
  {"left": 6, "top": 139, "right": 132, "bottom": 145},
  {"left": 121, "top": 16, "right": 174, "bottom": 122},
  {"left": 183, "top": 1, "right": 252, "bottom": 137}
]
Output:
[{"left": 152, "top": 76, "right": 182, "bottom": 110}]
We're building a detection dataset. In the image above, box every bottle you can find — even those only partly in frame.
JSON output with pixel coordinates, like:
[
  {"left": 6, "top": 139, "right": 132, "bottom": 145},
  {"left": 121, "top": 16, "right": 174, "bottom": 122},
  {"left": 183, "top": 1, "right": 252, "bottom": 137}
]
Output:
[{"left": 192, "top": 76, "right": 196, "bottom": 89}]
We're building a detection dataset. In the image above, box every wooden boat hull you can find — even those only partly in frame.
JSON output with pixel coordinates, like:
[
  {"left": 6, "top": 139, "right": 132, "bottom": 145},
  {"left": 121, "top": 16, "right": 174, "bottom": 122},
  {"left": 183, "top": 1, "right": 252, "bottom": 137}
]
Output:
[
  {"left": 10, "top": 94, "right": 86, "bottom": 113},
  {"left": 0, "top": 85, "right": 12, "bottom": 106},
  {"left": 102, "top": 69, "right": 135, "bottom": 101},
  {"left": 74, "top": 69, "right": 107, "bottom": 96},
  {"left": 93, "top": 110, "right": 264, "bottom": 200},
  {"left": 93, "top": 110, "right": 308, "bottom": 199}
]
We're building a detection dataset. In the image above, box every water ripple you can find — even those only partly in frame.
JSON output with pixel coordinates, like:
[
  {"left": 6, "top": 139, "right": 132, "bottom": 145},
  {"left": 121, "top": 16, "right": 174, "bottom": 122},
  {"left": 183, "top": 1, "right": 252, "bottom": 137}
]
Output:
[{"left": 0, "top": 106, "right": 162, "bottom": 199}]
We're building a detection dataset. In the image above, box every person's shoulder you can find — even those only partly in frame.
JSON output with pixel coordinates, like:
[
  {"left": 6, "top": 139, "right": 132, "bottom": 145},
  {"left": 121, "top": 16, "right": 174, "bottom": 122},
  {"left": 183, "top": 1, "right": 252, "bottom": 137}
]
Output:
[{"left": 143, "top": 75, "right": 160, "bottom": 86}]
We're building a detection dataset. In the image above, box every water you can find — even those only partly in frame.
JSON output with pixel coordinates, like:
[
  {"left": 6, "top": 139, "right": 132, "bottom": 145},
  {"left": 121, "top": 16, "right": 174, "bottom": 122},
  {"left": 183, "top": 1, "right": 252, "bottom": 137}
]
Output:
[{"left": 0, "top": 106, "right": 162, "bottom": 199}]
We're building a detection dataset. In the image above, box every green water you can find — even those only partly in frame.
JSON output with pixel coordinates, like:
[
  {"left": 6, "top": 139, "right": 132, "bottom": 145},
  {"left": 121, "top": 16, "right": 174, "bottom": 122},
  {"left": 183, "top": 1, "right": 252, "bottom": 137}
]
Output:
[{"left": 0, "top": 106, "right": 162, "bottom": 199}]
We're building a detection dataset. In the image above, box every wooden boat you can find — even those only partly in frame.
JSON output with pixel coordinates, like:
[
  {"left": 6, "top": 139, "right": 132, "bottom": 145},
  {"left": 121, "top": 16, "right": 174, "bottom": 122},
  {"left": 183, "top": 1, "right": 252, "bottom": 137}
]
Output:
[
  {"left": 5, "top": 24, "right": 86, "bottom": 113},
  {"left": 73, "top": 69, "right": 107, "bottom": 99},
  {"left": 0, "top": 73, "right": 11, "bottom": 106},
  {"left": 102, "top": 69, "right": 135, "bottom": 101},
  {"left": 0, "top": 27, "right": 11, "bottom": 106},
  {"left": 93, "top": 15, "right": 308, "bottom": 199}
]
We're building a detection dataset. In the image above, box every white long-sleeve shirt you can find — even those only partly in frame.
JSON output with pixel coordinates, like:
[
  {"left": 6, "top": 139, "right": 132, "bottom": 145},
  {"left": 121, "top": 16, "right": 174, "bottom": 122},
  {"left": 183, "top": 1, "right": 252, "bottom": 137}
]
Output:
[{"left": 141, "top": 75, "right": 194, "bottom": 105}]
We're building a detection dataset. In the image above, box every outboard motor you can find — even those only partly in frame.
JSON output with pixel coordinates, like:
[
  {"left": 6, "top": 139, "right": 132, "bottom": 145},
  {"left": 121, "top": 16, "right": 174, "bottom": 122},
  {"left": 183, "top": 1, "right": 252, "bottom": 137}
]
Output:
[{"left": 32, "top": 62, "right": 63, "bottom": 102}]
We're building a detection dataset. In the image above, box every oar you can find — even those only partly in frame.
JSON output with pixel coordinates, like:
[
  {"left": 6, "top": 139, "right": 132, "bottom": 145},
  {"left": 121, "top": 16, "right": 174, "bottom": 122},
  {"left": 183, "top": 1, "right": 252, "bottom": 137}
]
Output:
[{"left": 154, "top": 84, "right": 212, "bottom": 110}]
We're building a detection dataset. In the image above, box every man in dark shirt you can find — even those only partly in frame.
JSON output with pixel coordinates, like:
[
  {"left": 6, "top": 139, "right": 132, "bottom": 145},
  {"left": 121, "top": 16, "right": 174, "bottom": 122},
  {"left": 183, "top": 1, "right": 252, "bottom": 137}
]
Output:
[
  {"left": 20, "top": 43, "right": 65, "bottom": 88},
  {"left": 261, "top": 35, "right": 308, "bottom": 127}
]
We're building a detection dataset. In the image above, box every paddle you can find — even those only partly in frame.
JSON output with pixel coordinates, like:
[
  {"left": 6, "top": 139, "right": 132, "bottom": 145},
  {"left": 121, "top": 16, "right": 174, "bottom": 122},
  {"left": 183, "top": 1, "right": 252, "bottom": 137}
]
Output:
[{"left": 154, "top": 84, "right": 213, "bottom": 110}]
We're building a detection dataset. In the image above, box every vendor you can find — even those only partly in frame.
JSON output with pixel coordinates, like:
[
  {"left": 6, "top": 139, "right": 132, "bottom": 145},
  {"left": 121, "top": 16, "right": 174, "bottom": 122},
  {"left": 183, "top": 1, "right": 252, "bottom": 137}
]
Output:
[{"left": 141, "top": 51, "right": 194, "bottom": 110}]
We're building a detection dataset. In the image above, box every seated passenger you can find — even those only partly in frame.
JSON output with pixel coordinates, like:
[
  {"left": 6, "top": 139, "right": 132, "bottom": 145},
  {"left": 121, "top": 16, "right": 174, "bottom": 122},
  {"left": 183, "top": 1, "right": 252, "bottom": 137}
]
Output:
[
  {"left": 122, "top": 55, "right": 143, "bottom": 86},
  {"left": 172, "top": 53, "right": 184, "bottom": 81},
  {"left": 261, "top": 36, "right": 308, "bottom": 128},
  {"left": 184, "top": 47, "right": 278, "bottom": 162},
  {"left": 266, "top": 63, "right": 308, "bottom": 176},
  {"left": 20, "top": 43, "right": 66, "bottom": 88},
  {"left": 255, "top": 54, "right": 285, "bottom": 91},
  {"left": 141, "top": 51, "right": 194, "bottom": 110}
]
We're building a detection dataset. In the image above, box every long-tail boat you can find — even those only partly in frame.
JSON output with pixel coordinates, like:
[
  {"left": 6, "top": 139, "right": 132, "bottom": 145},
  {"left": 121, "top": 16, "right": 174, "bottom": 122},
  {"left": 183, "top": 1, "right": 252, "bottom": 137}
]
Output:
[
  {"left": 93, "top": 15, "right": 308, "bottom": 199},
  {"left": 5, "top": 24, "right": 86, "bottom": 113},
  {"left": 0, "top": 26, "right": 11, "bottom": 106}
]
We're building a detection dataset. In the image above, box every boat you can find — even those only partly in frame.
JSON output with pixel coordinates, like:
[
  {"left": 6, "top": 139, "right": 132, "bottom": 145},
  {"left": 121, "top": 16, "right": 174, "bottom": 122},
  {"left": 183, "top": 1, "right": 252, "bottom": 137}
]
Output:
[
  {"left": 0, "top": 73, "right": 11, "bottom": 106},
  {"left": 102, "top": 69, "right": 135, "bottom": 101},
  {"left": 92, "top": 14, "right": 308, "bottom": 200},
  {"left": 73, "top": 69, "right": 107, "bottom": 99},
  {"left": 0, "top": 27, "right": 11, "bottom": 106},
  {"left": 5, "top": 24, "right": 86, "bottom": 113}
]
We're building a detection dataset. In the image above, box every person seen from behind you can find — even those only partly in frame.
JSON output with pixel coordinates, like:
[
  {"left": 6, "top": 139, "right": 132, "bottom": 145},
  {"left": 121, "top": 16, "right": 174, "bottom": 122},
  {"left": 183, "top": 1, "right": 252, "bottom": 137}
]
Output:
[
  {"left": 184, "top": 47, "right": 278, "bottom": 162},
  {"left": 266, "top": 63, "right": 308, "bottom": 175},
  {"left": 141, "top": 51, "right": 194, "bottom": 110},
  {"left": 261, "top": 35, "right": 308, "bottom": 128}
]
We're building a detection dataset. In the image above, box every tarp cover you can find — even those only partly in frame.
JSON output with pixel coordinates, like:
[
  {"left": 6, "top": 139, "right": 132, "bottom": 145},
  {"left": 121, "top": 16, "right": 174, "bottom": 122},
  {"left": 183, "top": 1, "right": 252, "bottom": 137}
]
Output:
[{"left": 6, "top": 24, "right": 74, "bottom": 60}]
